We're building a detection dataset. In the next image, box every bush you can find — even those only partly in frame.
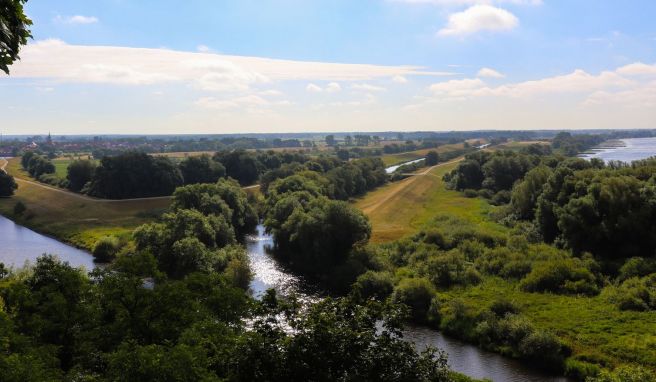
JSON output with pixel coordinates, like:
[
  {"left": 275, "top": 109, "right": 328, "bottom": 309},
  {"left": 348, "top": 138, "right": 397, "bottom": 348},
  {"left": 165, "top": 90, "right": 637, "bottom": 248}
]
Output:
[
  {"left": 520, "top": 258, "right": 600, "bottom": 296},
  {"left": 586, "top": 365, "right": 655, "bottom": 382},
  {"left": 13, "top": 201, "right": 26, "bottom": 215},
  {"left": 617, "top": 257, "right": 656, "bottom": 282},
  {"left": 0, "top": 171, "right": 18, "bottom": 197},
  {"left": 392, "top": 278, "right": 435, "bottom": 322},
  {"left": 353, "top": 271, "right": 394, "bottom": 301},
  {"left": 92, "top": 236, "right": 121, "bottom": 262},
  {"left": 426, "top": 251, "right": 481, "bottom": 288},
  {"left": 489, "top": 299, "right": 520, "bottom": 317},
  {"left": 463, "top": 189, "right": 478, "bottom": 198},
  {"left": 606, "top": 274, "right": 656, "bottom": 311},
  {"left": 565, "top": 359, "right": 600, "bottom": 381},
  {"left": 490, "top": 190, "right": 511, "bottom": 205}
]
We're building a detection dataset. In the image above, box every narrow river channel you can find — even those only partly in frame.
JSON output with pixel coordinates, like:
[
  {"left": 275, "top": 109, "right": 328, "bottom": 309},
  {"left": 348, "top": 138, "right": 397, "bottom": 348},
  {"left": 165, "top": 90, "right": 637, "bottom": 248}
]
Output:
[
  {"left": 0, "top": 216, "right": 569, "bottom": 381},
  {"left": 246, "top": 225, "right": 570, "bottom": 382}
]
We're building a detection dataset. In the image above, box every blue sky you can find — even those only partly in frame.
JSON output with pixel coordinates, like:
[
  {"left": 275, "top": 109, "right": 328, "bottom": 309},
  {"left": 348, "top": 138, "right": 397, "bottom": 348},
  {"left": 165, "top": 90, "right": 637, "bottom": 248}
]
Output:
[{"left": 2, "top": 0, "right": 656, "bottom": 134}]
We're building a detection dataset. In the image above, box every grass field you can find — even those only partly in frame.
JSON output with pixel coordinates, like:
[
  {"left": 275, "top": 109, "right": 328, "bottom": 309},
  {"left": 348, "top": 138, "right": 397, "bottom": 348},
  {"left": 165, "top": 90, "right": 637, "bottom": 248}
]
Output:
[
  {"left": 354, "top": 160, "right": 504, "bottom": 243},
  {"left": 0, "top": 158, "right": 170, "bottom": 251},
  {"left": 443, "top": 278, "right": 656, "bottom": 369}
]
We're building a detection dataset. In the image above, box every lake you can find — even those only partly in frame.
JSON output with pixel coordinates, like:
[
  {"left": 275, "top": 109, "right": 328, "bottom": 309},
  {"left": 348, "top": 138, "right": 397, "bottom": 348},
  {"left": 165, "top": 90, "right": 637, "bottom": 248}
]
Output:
[
  {"left": 580, "top": 137, "right": 656, "bottom": 162},
  {"left": 0, "top": 215, "right": 95, "bottom": 270},
  {"left": 246, "top": 225, "right": 570, "bottom": 382}
]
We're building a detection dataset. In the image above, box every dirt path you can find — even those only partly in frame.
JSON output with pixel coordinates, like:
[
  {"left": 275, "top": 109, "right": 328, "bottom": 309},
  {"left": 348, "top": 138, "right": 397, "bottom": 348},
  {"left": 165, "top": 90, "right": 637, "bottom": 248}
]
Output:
[
  {"left": 0, "top": 158, "right": 7, "bottom": 173},
  {"left": 360, "top": 158, "right": 462, "bottom": 215}
]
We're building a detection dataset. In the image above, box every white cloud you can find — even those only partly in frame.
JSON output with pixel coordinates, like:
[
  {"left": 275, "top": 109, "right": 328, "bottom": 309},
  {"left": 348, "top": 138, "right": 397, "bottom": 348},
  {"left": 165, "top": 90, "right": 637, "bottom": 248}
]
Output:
[
  {"left": 438, "top": 5, "right": 519, "bottom": 37},
  {"left": 306, "top": 83, "right": 323, "bottom": 92},
  {"left": 477, "top": 67, "right": 504, "bottom": 78},
  {"left": 424, "top": 65, "right": 645, "bottom": 103},
  {"left": 352, "top": 83, "right": 387, "bottom": 92},
  {"left": 54, "top": 15, "right": 99, "bottom": 25},
  {"left": 616, "top": 62, "right": 656, "bottom": 76},
  {"left": 259, "top": 89, "right": 284, "bottom": 96},
  {"left": 392, "top": 75, "right": 408, "bottom": 83},
  {"left": 326, "top": 82, "right": 342, "bottom": 93},
  {"left": 11, "top": 40, "right": 436, "bottom": 92},
  {"left": 196, "top": 45, "right": 212, "bottom": 53},
  {"left": 196, "top": 95, "right": 292, "bottom": 111}
]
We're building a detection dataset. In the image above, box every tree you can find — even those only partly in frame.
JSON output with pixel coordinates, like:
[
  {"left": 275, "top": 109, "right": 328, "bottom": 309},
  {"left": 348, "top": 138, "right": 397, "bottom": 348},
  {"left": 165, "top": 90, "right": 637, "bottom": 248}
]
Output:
[
  {"left": 86, "top": 152, "right": 183, "bottom": 199},
  {"left": 179, "top": 154, "right": 226, "bottom": 185},
  {"left": 510, "top": 165, "right": 552, "bottom": 219},
  {"left": 171, "top": 179, "right": 258, "bottom": 237},
  {"left": 66, "top": 159, "right": 96, "bottom": 192},
  {"left": 425, "top": 150, "right": 439, "bottom": 166},
  {"left": 0, "top": 171, "right": 18, "bottom": 196},
  {"left": 0, "top": 0, "right": 32, "bottom": 75},
  {"left": 344, "top": 135, "right": 353, "bottom": 146},
  {"left": 325, "top": 135, "right": 336, "bottom": 146},
  {"left": 213, "top": 150, "right": 261, "bottom": 186}
]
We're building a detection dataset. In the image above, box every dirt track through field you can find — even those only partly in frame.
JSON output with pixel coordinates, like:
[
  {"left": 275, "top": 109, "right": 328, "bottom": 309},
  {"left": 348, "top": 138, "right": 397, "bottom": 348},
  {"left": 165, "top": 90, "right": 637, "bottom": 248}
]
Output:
[{"left": 360, "top": 158, "right": 462, "bottom": 216}]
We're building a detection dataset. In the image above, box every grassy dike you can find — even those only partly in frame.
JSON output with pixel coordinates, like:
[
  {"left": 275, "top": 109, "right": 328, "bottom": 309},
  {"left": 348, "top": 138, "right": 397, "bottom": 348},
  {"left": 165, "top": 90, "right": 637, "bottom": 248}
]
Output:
[
  {"left": 0, "top": 157, "right": 170, "bottom": 251},
  {"left": 353, "top": 158, "right": 656, "bottom": 378}
]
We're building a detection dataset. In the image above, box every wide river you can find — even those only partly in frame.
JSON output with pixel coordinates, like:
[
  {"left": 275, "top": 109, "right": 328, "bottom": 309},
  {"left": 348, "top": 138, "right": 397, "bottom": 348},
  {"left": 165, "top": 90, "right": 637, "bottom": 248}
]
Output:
[{"left": 580, "top": 137, "right": 656, "bottom": 162}]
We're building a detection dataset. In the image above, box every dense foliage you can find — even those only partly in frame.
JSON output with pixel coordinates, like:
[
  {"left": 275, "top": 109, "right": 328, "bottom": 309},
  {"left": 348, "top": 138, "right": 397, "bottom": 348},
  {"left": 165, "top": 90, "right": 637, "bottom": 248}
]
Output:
[
  {"left": 86, "top": 152, "right": 183, "bottom": 199},
  {"left": 0, "top": 171, "right": 17, "bottom": 196},
  {"left": 21, "top": 151, "right": 55, "bottom": 178},
  {"left": 179, "top": 154, "right": 226, "bottom": 185},
  {"left": 0, "top": 0, "right": 32, "bottom": 74},
  {"left": 66, "top": 159, "right": 97, "bottom": 192}
]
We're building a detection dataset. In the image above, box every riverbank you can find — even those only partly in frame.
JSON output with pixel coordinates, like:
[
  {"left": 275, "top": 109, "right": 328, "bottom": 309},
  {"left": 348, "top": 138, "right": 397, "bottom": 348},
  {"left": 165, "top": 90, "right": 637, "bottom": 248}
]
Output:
[{"left": 0, "top": 158, "right": 170, "bottom": 251}]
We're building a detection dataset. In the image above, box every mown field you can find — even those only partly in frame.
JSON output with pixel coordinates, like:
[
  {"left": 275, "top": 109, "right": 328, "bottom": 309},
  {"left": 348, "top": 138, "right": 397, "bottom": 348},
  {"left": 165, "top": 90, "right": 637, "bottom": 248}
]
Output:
[
  {"left": 0, "top": 158, "right": 170, "bottom": 251},
  {"left": 355, "top": 160, "right": 503, "bottom": 243}
]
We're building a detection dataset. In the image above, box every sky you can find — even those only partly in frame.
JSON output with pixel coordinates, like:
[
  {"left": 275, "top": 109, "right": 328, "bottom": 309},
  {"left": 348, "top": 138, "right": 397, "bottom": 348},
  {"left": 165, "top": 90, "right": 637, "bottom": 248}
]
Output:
[{"left": 1, "top": 0, "right": 656, "bottom": 135}]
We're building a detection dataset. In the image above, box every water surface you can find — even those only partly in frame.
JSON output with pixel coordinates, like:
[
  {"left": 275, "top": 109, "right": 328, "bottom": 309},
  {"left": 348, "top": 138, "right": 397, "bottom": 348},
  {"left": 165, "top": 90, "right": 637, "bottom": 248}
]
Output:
[
  {"left": 0, "top": 215, "right": 95, "bottom": 270},
  {"left": 581, "top": 137, "right": 656, "bottom": 162},
  {"left": 385, "top": 158, "right": 425, "bottom": 174}
]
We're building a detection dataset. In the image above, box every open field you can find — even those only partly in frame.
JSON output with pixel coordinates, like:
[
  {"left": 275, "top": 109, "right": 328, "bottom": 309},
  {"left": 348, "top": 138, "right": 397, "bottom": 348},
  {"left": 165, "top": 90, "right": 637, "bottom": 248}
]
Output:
[
  {"left": 0, "top": 158, "right": 170, "bottom": 250},
  {"left": 354, "top": 159, "right": 504, "bottom": 243}
]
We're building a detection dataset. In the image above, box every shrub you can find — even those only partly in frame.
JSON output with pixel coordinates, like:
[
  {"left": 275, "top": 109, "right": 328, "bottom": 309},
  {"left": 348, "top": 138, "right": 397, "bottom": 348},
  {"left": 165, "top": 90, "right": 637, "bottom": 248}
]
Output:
[
  {"left": 586, "top": 365, "right": 655, "bottom": 382},
  {"left": 463, "top": 189, "right": 478, "bottom": 198},
  {"left": 13, "top": 201, "right": 26, "bottom": 215},
  {"left": 606, "top": 274, "right": 656, "bottom": 311},
  {"left": 0, "top": 171, "right": 18, "bottom": 197},
  {"left": 353, "top": 271, "right": 394, "bottom": 301},
  {"left": 92, "top": 236, "right": 121, "bottom": 262},
  {"left": 490, "top": 190, "right": 511, "bottom": 205},
  {"left": 520, "top": 258, "right": 600, "bottom": 296},
  {"left": 617, "top": 257, "right": 656, "bottom": 282},
  {"left": 518, "top": 330, "right": 566, "bottom": 371},
  {"left": 426, "top": 251, "right": 478, "bottom": 288},
  {"left": 392, "top": 278, "right": 435, "bottom": 322},
  {"left": 565, "top": 359, "right": 600, "bottom": 381},
  {"left": 489, "top": 299, "right": 520, "bottom": 317}
]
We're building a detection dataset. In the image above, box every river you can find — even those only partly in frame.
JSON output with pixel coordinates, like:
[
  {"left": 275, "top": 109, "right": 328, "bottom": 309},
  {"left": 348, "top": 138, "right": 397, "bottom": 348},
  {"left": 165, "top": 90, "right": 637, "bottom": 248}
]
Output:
[
  {"left": 246, "top": 225, "right": 569, "bottom": 382},
  {"left": 0, "top": 211, "right": 569, "bottom": 381},
  {"left": 385, "top": 158, "right": 425, "bottom": 174},
  {"left": 0, "top": 215, "right": 95, "bottom": 270},
  {"left": 580, "top": 137, "right": 656, "bottom": 162}
]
